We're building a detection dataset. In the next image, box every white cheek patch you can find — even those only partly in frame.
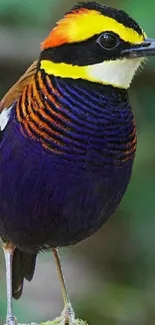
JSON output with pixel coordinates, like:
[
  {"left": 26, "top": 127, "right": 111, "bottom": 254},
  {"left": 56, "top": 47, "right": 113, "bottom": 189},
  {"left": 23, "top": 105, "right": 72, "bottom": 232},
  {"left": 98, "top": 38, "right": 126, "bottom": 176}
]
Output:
[
  {"left": 0, "top": 106, "right": 12, "bottom": 131},
  {"left": 87, "top": 57, "right": 144, "bottom": 89}
]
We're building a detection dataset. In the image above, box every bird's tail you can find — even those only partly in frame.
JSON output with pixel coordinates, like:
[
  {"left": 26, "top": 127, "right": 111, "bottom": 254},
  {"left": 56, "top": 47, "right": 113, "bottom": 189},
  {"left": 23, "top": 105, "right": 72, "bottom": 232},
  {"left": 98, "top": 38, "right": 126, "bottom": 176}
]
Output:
[{"left": 12, "top": 248, "right": 37, "bottom": 299}]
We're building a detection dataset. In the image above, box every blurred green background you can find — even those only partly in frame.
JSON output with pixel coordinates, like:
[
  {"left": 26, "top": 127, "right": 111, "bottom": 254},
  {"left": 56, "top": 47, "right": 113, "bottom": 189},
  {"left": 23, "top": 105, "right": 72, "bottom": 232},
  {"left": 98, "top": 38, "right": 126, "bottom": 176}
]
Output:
[{"left": 0, "top": 0, "right": 155, "bottom": 324}]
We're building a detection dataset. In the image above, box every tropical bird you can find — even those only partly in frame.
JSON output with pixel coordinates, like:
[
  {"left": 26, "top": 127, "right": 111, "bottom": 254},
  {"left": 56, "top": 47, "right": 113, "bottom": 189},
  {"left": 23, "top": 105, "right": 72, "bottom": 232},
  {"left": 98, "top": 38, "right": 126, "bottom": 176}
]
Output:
[{"left": 0, "top": 1, "right": 155, "bottom": 324}]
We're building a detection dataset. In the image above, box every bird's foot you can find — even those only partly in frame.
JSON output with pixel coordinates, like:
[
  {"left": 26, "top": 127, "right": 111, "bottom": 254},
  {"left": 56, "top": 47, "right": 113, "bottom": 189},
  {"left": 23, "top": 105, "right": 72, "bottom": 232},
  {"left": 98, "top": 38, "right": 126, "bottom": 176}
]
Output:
[
  {"left": 60, "top": 303, "right": 75, "bottom": 325},
  {"left": 6, "top": 315, "right": 17, "bottom": 325}
]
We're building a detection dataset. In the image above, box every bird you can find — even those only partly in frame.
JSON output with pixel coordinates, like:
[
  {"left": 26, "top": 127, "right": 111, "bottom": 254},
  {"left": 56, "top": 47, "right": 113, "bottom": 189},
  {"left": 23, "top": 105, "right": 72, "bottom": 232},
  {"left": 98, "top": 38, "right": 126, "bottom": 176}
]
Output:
[{"left": 0, "top": 1, "right": 155, "bottom": 324}]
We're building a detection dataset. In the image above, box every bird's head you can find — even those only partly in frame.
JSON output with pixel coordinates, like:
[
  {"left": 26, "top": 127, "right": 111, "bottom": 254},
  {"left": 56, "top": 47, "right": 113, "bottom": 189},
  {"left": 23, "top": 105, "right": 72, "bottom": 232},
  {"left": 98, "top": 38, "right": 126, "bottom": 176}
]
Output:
[{"left": 39, "top": 1, "right": 155, "bottom": 89}]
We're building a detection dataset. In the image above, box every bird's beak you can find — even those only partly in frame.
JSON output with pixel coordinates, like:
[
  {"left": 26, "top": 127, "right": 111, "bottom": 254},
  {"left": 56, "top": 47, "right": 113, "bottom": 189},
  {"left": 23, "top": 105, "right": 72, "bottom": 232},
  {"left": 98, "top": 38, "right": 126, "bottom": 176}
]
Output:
[{"left": 122, "top": 38, "right": 155, "bottom": 58}]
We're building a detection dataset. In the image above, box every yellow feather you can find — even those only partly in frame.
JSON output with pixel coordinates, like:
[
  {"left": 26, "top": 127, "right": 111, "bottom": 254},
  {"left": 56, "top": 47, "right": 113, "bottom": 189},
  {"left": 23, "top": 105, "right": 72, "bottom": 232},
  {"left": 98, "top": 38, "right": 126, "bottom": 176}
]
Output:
[
  {"left": 40, "top": 58, "right": 143, "bottom": 89},
  {"left": 55, "top": 10, "right": 145, "bottom": 45}
]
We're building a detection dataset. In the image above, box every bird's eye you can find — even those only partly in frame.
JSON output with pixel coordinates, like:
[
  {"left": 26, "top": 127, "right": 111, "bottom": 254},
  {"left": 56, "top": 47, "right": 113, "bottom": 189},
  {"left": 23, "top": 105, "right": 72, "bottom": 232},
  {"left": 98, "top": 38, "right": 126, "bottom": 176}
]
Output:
[{"left": 97, "top": 32, "right": 118, "bottom": 50}]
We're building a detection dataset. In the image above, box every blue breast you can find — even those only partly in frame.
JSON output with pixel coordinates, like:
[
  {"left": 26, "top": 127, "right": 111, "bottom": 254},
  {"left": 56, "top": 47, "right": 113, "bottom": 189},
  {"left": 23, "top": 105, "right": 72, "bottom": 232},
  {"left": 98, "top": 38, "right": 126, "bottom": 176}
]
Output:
[{"left": 0, "top": 77, "right": 135, "bottom": 252}]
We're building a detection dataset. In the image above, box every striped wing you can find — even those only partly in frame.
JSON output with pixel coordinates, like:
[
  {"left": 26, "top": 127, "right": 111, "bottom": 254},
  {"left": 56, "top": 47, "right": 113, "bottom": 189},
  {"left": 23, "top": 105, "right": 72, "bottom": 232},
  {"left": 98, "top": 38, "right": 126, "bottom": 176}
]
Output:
[{"left": 0, "top": 61, "right": 38, "bottom": 131}]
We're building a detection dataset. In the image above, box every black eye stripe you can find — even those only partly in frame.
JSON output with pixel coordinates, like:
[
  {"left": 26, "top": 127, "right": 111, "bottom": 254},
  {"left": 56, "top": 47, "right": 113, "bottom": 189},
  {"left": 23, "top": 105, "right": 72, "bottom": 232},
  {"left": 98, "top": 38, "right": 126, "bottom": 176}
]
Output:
[
  {"left": 97, "top": 32, "right": 119, "bottom": 50},
  {"left": 40, "top": 31, "right": 128, "bottom": 66}
]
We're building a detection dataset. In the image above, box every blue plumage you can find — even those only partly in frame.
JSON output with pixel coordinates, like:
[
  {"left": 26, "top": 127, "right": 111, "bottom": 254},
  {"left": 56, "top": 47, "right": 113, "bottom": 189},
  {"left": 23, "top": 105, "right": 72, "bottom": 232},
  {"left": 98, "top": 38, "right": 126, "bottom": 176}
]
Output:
[{"left": 0, "top": 76, "right": 135, "bottom": 252}]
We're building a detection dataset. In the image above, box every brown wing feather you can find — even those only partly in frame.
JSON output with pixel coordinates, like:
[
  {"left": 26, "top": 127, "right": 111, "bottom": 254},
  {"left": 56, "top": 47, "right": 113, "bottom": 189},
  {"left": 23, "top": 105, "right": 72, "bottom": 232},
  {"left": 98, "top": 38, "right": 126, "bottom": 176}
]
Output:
[{"left": 0, "top": 60, "right": 38, "bottom": 112}]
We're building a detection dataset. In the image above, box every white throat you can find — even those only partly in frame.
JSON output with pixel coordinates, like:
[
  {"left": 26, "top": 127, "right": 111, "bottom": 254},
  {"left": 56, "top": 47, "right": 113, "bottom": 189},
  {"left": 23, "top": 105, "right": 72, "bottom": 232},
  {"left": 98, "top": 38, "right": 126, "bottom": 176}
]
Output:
[{"left": 87, "top": 57, "right": 143, "bottom": 89}]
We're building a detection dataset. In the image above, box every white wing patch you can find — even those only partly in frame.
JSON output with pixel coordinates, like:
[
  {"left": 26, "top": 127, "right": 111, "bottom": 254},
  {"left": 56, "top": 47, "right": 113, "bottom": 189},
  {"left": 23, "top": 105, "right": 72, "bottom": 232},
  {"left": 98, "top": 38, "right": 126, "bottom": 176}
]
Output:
[{"left": 0, "top": 106, "right": 12, "bottom": 131}]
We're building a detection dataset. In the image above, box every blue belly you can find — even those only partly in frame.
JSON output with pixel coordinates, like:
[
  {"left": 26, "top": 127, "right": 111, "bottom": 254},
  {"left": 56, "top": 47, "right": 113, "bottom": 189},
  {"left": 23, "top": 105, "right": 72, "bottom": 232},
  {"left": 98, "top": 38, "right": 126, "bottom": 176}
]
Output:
[{"left": 0, "top": 119, "right": 133, "bottom": 252}]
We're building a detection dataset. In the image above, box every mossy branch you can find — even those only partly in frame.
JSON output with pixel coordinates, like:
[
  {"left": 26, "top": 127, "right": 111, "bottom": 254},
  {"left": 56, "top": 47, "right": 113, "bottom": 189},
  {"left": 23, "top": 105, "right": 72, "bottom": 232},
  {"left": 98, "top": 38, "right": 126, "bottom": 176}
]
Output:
[
  {"left": 42, "top": 319, "right": 87, "bottom": 325},
  {"left": 14, "top": 318, "right": 88, "bottom": 325}
]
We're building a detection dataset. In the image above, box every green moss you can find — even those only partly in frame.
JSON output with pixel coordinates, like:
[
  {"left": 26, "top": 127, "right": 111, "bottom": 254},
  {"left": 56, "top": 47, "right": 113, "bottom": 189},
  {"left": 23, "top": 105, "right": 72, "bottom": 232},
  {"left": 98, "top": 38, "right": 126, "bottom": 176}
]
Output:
[{"left": 41, "top": 318, "right": 88, "bottom": 325}]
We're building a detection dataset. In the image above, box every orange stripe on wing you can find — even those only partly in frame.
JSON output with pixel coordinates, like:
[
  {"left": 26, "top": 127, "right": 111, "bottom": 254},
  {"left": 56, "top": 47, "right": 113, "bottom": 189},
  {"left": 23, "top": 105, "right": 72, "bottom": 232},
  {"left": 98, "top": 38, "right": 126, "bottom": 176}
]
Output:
[
  {"left": 33, "top": 75, "right": 70, "bottom": 129},
  {"left": 23, "top": 109, "right": 64, "bottom": 148},
  {"left": 37, "top": 72, "right": 61, "bottom": 108},
  {"left": 46, "top": 75, "right": 62, "bottom": 98},
  {"left": 21, "top": 85, "right": 28, "bottom": 118},
  {"left": 37, "top": 72, "right": 70, "bottom": 126},
  {"left": 32, "top": 76, "right": 44, "bottom": 110},
  {"left": 45, "top": 100, "right": 70, "bottom": 129},
  {"left": 16, "top": 97, "right": 22, "bottom": 122},
  {"left": 21, "top": 118, "right": 61, "bottom": 154},
  {"left": 21, "top": 119, "right": 36, "bottom": 141},
  {"left": 16, "top": 71, "right": 71, "bottom": 154},
  {"left": 123, "top": 124, "right": 137, "bottom": 160}
]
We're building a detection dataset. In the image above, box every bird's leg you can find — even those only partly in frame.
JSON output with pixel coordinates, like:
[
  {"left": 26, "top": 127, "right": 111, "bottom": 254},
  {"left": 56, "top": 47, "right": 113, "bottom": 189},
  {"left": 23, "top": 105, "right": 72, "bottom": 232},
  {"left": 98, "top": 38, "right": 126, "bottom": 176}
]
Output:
[
  {"left": 3, "top": 243, "right": 17, "bottom": 325},
  {"left": 52, "top": 248, "right": 75, "bottom": 325}
]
